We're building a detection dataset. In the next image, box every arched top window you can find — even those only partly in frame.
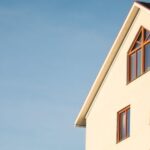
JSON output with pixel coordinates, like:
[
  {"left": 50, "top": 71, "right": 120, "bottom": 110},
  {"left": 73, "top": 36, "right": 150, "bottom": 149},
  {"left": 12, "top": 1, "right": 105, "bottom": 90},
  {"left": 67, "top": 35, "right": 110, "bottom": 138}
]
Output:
[{"left": 128, "top": 27, "right": 150, "bottom": 82}]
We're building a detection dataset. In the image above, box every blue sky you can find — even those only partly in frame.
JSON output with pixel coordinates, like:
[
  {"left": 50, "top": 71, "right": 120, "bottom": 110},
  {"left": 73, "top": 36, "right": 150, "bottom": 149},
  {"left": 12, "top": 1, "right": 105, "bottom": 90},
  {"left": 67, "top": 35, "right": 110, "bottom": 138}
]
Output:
[{"left": 0, "top": 0, "right": 139, "bottom": 150}]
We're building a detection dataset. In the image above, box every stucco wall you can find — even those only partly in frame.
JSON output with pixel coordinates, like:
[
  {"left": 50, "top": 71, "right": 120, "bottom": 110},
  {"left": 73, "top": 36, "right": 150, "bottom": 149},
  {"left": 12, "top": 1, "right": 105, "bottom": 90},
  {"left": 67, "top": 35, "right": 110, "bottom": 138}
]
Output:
[{"left": 85, "top": 9, "right": 150, "bottom": 150}]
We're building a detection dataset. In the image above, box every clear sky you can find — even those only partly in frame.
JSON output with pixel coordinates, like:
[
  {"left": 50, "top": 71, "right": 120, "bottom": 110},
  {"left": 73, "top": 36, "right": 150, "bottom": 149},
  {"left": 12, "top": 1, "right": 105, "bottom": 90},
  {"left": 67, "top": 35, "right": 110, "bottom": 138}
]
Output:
[{"left": 0, "top": 0, "right": 144, "bottom": 150}]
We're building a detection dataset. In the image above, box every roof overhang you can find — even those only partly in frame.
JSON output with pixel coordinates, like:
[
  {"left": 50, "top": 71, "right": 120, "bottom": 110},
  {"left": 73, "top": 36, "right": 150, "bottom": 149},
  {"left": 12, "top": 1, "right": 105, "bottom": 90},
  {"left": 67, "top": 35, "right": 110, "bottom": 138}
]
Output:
[{"left": 75, "top": 1, "right": 150, "bottom": 127}]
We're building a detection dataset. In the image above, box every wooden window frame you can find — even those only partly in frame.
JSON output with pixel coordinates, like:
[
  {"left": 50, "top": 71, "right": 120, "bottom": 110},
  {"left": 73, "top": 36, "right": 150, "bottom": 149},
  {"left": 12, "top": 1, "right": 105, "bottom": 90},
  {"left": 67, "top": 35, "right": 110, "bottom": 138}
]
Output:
[
  {"left": 127, "top": 26, "right": 150, "bottom": 83},
  {"left": 117, "top": 105, "right": 130, "bottom": 143}
]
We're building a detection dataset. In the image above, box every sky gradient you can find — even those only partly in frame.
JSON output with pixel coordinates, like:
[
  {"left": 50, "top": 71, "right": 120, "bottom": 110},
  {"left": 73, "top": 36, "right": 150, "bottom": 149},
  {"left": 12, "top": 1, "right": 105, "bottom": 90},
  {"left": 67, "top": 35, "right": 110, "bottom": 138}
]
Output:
[{"left": 0, "top": 0, "right": 142, "bottom": 150}]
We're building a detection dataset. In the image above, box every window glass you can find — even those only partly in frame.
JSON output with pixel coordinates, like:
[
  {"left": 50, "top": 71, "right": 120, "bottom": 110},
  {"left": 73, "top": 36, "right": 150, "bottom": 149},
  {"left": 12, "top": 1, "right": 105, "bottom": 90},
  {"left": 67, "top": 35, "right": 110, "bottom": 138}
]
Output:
[
  {"left": 120, "top": 112, "right": 126, "bottom": 140},
  {"left": 137, "top": 50, "right": 142, "bottom": 76},
  {"left": 127, "top": 109, "right": 130, "bottom": 137},
  {"left": 130, "top": 53, "right": 136, "bottom": 81},
  {"left": 137, "top": 33, "right": 142, "bottom": 43},
  {"left": 133, "top": 42, "right": 140, "bottom": 50},
  {"left": 145, "top": 30, "right": 150, "bottom": 41},
  {"left": 147, "top": 35, "right": 150, "bottom": 41},
  {"left": 145, "top": 43, "right": 150, "bottom": 72}
]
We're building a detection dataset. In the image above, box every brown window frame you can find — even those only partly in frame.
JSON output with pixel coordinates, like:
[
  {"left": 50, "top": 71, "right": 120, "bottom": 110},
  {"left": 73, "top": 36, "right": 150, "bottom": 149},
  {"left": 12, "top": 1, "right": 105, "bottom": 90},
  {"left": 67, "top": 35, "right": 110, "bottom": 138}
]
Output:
[
  {"left": 117, "top": 105, "right": 130, "bottom": 143},
  {"left": 127, "top": 26, "right": 150, "bottom": 83}
]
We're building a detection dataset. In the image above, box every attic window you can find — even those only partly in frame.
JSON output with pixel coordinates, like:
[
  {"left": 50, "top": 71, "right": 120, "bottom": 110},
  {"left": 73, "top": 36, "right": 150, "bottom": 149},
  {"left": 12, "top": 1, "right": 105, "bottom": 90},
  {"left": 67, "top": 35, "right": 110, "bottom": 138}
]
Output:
[
  {"left": 117, "top": 105, "right": 130, "bottom": 143},
  {"left": 128, "top": 27, "right": 150, "bottom": 82}
]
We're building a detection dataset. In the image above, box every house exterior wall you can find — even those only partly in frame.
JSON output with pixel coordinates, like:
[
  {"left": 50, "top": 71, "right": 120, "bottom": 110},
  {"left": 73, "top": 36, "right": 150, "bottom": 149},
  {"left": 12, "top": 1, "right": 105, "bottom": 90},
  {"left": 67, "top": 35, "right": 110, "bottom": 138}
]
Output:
[{"left": 85, "top": 9, "right": 150, "bottom": 150}]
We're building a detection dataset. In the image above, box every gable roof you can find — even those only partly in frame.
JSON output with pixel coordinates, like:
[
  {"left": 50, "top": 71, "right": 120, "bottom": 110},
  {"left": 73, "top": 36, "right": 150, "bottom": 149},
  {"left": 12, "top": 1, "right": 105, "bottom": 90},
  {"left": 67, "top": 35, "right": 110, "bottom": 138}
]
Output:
[{"left": 75, "top": 1, "right": 150, "bottom": 127}]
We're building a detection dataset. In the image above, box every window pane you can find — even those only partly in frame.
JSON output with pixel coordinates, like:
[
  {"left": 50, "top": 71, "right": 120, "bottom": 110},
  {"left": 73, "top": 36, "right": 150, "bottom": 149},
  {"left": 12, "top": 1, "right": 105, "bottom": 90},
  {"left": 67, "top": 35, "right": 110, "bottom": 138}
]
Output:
[
  {"left": 145, "top": 43, "right": 150, "bottom": 72},
  {"left": 132, "top": 42, "right": 140, "bottom": 50},
  {"left": 147, "top": 35, "right": 150, "bottom": 41},
  {"left": 130, "top": 53, "right": 136, "bottom": 81},
  {"left": 137, "top": 50, "right": 142, "bottom": 76},
  {"left": 120, "top": 112, "right": 126, "bottom": 140},
  {"left": 145, "top": 30, "right": 150, "bottom": 41},
  {"left": 137, "top": 32, "right": 142, "bottom": 42},
  {"left": 127, "top": 109, "right": 130, "bottom": 137}
]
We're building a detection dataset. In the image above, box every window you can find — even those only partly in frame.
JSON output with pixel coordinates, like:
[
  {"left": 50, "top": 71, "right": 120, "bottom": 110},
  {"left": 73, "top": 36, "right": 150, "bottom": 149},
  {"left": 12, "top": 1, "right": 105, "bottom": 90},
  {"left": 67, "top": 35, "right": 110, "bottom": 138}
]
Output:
[
  {"left": 128, "top": 27, "right": 150, "bottom": 82},
  {"left": 117, "top": 105, "right": 130, "bottom": 143}
]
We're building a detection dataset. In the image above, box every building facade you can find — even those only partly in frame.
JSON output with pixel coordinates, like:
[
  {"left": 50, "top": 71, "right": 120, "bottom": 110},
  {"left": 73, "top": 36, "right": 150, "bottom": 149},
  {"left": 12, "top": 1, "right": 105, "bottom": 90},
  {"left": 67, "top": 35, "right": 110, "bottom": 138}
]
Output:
[{"left": 75, "top": 2, "right": 150, "bottom": 150}]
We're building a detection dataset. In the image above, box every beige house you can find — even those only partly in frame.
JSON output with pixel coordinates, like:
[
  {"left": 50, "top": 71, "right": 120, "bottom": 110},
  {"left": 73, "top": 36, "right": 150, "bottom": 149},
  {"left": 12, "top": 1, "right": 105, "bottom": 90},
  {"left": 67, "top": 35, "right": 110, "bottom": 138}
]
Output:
[{"left": 75, "top": 1, "right": 150, "bottom": 150}]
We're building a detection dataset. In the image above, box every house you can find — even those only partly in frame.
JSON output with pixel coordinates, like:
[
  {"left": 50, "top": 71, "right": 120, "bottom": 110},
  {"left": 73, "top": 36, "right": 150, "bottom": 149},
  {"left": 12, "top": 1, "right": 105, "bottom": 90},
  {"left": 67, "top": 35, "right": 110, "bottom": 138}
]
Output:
[{"left": 75, "top": 1, "right": 150, "bottom": 150}]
